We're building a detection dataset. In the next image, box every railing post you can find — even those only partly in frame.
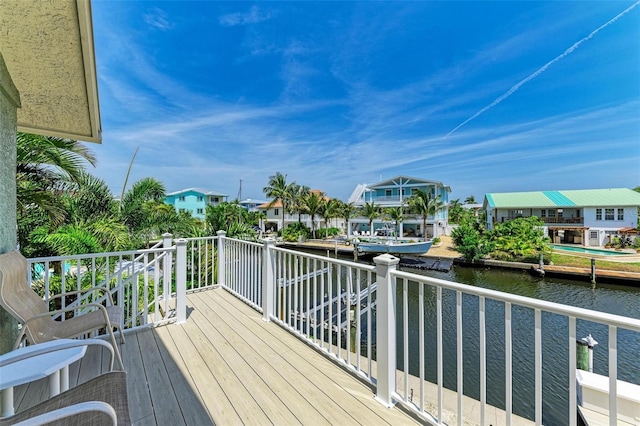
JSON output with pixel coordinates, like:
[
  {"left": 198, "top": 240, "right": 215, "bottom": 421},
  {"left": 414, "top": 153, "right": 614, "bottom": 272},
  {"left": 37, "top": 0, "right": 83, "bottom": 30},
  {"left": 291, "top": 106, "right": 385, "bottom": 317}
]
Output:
[
  {"left": 262, "top": 238, "right": 276, "bottom": 322},
  {"left": 217, "top": 230, "right": 226, "bottom": 289},
  {"left": 175, "top": 238, "right": 187, "bottom": 324},
  {"left": 374, "top": 253, "right": 400, "bottom": 408},
  {"left": 162, "top": 233, "right": 173, "bottom": 310}
]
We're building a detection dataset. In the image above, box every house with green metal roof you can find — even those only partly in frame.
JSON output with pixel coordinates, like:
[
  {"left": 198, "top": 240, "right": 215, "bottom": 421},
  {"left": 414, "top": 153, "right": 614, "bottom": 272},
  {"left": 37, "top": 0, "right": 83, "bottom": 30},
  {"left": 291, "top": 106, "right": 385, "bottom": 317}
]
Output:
[{"left": 483, "top": 188, "right": 640, "bottom": 247}]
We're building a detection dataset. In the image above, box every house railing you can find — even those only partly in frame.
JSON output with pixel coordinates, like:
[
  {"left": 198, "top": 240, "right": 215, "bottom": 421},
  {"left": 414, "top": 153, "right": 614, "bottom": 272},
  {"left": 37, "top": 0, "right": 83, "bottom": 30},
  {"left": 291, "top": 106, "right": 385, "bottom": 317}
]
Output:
[{"left": 27, "top": 232, "right": 640, "bottom": 425}]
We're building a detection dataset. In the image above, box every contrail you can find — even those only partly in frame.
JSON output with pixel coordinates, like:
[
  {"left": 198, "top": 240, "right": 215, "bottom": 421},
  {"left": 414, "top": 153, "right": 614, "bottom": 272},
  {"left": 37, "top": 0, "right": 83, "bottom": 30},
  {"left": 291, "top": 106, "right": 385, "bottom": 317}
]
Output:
[{"left": 446, "top": 1, "right": 640, "bottom": 137}]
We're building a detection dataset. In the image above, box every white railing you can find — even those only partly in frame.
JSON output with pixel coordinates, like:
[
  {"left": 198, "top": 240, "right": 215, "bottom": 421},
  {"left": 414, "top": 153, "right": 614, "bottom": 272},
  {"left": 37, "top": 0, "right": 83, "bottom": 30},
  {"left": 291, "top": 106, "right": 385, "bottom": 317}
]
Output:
[
  {"left": 217, "top": 236, "right": 640, "bottom": 426},
  {"left": 27, "top": 232, "right": 640, "bottom": 425},
  {"left": 27, "top": 245, "right": 176, "bottom": 330},
  {"left": 182, "top": 234, "right": 218, "bottom": 292}
]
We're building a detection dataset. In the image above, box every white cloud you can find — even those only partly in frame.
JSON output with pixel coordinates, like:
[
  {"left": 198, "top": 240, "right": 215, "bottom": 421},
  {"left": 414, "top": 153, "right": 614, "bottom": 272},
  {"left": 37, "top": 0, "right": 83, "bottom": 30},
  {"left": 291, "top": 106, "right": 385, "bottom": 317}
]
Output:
[
  {"left": 219, "top": 6, "right": 273, "bottom": 27},
  {"left": 143, "top": 8, "right": 174, "bottom": 31}
]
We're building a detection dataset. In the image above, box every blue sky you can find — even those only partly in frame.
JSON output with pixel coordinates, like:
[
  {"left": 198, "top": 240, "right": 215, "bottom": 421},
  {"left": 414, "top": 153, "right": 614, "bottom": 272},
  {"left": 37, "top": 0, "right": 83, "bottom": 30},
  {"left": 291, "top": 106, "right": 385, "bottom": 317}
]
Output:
[{"left": 90, "top": 1, "right": 640, "bottom": 202}]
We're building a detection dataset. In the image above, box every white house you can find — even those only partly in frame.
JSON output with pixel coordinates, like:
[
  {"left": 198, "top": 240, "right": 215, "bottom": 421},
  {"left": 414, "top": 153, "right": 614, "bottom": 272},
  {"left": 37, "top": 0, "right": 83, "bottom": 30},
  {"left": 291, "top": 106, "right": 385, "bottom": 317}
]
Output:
[
  {"left": 483, "top": 188, "right": 640, "bottom": 246},
  {"left": 347, "top": 176, "right": 451, "bottom": 238},
  {"left": 258, "top": 189, "right": 330, "bottom": 233}
]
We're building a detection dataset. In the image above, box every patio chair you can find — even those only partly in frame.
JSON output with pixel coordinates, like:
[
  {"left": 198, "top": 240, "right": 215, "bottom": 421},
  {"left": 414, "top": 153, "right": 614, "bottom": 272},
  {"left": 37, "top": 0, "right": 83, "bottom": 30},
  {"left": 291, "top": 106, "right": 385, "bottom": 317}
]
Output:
[
  {"left": 0, "top": 251, "right": 125, "bottom": 370},
  {"left": 3, "top": 371, "right": 130, "bottom": 425}
]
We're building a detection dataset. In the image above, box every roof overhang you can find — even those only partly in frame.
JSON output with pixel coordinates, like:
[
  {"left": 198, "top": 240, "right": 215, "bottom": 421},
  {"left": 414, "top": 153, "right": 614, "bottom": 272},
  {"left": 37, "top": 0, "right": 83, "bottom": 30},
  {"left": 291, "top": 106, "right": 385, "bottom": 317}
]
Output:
[{"left": 0, "top": 0, "right": 101, "bottom": 143}]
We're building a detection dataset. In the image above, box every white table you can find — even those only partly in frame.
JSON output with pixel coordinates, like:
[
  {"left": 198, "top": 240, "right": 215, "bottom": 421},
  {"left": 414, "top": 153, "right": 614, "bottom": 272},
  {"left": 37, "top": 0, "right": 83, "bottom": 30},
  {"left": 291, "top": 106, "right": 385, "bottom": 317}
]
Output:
[{"left": 0, "top": 339, "right": 87, "bottom": 417}]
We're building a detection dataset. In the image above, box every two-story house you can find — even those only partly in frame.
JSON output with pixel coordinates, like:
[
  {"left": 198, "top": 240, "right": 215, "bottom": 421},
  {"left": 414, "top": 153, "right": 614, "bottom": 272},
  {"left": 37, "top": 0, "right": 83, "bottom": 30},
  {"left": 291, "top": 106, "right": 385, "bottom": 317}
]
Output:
[
  {"left": 258, "top": 190, "right": 330, "bottom": 233},
  {"left": 347, "top": 176, "right": 451, "bottom": 238},
  {"left": 165, "top": 188, "right": 228, "bottom": 220},
  {"left": 483, "top": 188, "right": 640, "bottom": 246}
]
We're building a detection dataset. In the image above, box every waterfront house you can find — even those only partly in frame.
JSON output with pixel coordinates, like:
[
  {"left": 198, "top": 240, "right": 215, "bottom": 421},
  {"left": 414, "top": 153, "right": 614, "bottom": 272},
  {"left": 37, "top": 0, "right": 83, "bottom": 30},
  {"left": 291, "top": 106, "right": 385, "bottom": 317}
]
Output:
[
  {"left": 483, "top": 188, "right": 640, "bottom": 246},
  {"left": 348, "top": 176, "right": 451, "bottom": 238},
  {"left": 258, "top": 189, "right": 330, "bottom": 232},
  {"left": 239, "top": 198, "right": 267, "bottom": 213},
  {"left": 165, "top": 188, "right": 228, "bottom": 220}
]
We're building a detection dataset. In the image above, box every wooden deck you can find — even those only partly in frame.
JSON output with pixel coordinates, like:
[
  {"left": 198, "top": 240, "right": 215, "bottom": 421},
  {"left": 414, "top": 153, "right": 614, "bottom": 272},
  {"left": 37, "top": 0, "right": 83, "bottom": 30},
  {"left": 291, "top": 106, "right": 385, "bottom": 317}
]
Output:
[{"left": 13, "top": 288, "right": 421, "bottom": 425}]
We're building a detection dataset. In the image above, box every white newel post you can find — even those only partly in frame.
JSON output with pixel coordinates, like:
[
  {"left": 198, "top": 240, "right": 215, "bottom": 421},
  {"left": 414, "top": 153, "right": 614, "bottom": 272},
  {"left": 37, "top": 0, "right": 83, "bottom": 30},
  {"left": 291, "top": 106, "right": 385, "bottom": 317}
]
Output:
[
  {"left": 175, "top": 238, "right": 187, "bottom": 324},
  {"left": 262, "top": 238, "right": 276, "bottom": 322},
  {"left": 162, "top": 233, "right": 173, "bottom": 311},
  {"left": 217, "top": 230, "right": 226, "bottom": 288},
  {"left": 374, "top": 253, "right": 400, "bottom": 407}
]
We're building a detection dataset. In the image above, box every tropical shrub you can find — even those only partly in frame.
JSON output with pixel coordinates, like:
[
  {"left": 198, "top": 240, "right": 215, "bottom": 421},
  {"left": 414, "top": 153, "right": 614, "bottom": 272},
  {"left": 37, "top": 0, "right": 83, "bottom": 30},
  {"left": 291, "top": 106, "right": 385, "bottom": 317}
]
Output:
[
  {"left": 282, "top": 222, "right": 310, "bottom": 242},
  {"left": 489, "top": 217, "right": 550, "bottom": 263}
]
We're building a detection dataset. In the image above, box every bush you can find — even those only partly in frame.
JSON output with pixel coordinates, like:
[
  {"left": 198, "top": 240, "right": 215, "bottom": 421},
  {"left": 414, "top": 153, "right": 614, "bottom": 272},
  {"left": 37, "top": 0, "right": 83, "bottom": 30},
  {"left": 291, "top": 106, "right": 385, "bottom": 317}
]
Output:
[
  {"left": 432, "top": 237, "right": 441, "bottom": 245},
  {"left": 282, "top": 222, "right": 311, "bottom": 242}
]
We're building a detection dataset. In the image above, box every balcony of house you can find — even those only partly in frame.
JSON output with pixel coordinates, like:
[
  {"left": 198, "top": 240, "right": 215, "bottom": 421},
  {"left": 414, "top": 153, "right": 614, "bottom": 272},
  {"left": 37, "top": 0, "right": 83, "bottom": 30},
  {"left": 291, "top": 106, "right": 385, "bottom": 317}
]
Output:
[
  {"left": 497, "top": 215, "right": 585, "bottom": 225},
  {"left": 5, "top": 233, "right": 640, "bottom": 425}
]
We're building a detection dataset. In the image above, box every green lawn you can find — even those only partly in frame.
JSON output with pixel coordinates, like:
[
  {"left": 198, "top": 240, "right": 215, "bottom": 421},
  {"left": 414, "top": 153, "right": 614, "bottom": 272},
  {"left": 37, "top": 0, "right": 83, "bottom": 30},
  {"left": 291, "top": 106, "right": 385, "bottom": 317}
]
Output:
[{"left": 551, "top": 253, "right": 640, "bottom": 273}]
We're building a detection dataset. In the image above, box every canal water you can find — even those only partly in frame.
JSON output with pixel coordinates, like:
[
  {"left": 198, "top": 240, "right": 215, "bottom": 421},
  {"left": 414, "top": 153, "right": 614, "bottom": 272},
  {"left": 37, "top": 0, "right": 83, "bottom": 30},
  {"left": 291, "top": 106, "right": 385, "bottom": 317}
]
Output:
[{"left": 395, "top": 264, "right": 640, "bottom": 426}]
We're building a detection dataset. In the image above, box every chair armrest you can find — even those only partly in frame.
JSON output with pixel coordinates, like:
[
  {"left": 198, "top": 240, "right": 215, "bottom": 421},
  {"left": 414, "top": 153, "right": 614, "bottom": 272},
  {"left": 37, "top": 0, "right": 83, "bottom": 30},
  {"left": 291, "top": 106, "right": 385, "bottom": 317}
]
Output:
[
  {"left": 13, "top": 401, "right": 117, "bottom": 425},
  {"left": 16, "top": 303, "right": 115, "bottom": 346},
  {"left": 0, "top": 339, "right": 114, "bottom": 371},
  {"left": 47, "top": 287, "right": 116, "bottom": 306}
]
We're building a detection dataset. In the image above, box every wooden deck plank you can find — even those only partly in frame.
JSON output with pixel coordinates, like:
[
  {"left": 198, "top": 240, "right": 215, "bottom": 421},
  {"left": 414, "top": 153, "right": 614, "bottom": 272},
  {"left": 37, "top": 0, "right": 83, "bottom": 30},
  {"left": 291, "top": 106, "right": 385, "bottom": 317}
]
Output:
[
  {"left": 152, "top": 325, "right": 214, "bottom": 425},
  {"left": 199, "top": 289, "right": 420, "bottom": 425},
  {"left": 178, "top": 315, "right": 273, "bottom": 425},
  {"left": 163, "top": 323, "right": 243, "bottom": 425},
  {"left": 188, "top": 291, "right": 322, "bottom": 425},
  {"left": 119, "top": 331, "right": 154, "bottom": 424},
  {"left": 136, "top": 328, "right": 185, "bottom": 426}
]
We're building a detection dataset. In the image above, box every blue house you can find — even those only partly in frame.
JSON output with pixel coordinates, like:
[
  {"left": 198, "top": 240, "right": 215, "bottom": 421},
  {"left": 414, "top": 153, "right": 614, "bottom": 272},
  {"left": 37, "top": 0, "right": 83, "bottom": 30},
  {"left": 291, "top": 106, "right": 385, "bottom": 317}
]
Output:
[
  {"left": 165, "top": 188, "right": 228, "bottom": 220},
  {"left": 348, "top": 176, "right": 451, "bottom": 238}
]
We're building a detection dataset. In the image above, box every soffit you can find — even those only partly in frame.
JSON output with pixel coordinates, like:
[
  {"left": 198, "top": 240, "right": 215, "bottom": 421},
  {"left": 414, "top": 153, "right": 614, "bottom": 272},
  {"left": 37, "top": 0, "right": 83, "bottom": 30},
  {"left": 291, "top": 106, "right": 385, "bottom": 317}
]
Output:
[{"left": 0, "top": 0, "right": 101, "bottom": 143}]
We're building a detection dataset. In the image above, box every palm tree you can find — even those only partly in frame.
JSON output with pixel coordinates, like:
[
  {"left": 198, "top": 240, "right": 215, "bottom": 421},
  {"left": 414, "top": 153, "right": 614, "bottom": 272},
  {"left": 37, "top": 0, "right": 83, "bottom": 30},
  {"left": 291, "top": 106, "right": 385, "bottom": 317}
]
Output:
[
  {"left": 383, "top": 207, "right": 404, "bottom": 237},
  {"left": 320, "top": 199, "right": 339, "bottom": 238},
  {"left": 338, "top": 201, "right": 356, "bottom": 236},
  {"left": 119, "top": 178, "right": 166, "bottom": 244},
  {"left": 263, "top": 172, "right": 294, "bottom": 232},
  {"left": 302, "top": 191, "right": 325, "bottom": 238},
  {"left": 16, "top": 133, "right": 97, "bottom": 226},
  {"left": 289, "top": 184, "right": 310, "bottom": 222},
  {"left": 407, "top": 189, "right": 440, "bottom": 239},
  {"left": 465, "top": 195, "right": 476, "bottom": 204},
  {"left": 448, "top": 199, "right": 463, "bottom": 224},
  {"left": 361, "top": 201, "right": 380, "bottom": 236}
]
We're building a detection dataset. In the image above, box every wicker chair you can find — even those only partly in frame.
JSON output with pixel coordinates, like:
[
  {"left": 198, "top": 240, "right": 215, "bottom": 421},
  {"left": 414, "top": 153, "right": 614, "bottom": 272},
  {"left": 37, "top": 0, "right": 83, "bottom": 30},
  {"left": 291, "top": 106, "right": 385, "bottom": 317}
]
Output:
[
  {"left": 3, "top": 371, "right": 131, "bottom": 425},
  {"left": 0, "top": 251, "right": 125, "bottom": 370}
]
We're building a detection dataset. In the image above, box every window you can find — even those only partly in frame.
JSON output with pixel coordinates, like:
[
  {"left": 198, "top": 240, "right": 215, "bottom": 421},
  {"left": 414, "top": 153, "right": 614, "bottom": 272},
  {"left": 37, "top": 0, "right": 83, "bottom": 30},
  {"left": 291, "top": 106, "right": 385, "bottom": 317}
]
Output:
[
  {"left": 178, "top": 196, "right": 185, "bottom": 202},
  {"left": 617, "top": 208, "right": 624, "bottom": 221},
  {"left": 605, "top": 208, "right": 614, "bottom": 220},
  {"left": 596, "top": 208, "right": 602, "bottom": 220},
  {"left": 590, "top": 231, "right": 598, "bottom": 239},
  {"left": 274, "top": 209, "right": 279, "bottom": 216},
  {"left": 540, "top": 210, "right": 546, "bottom": 218},
  {"left": 385, "top": 189, "right": 392, "bottom": 197},
  {"left": 557, "top": 209, "right": 563, "bottom": 218},
  {"left": 197, "top": 196, "right": 203, "bottom": 202},
  {"left": 197, "top": 208, "right": 203, "bottom": 214}
]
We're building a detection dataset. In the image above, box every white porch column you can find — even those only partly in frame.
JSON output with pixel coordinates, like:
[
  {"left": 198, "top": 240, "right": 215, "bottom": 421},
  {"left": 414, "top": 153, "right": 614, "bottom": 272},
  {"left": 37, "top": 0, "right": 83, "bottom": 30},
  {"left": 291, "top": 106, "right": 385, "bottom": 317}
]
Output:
[
  {"left": 217, "top": 230, "right": 226, "bottom": 288},
  {"left": 262, "top": 238, "right": 276, "bottom": 322},
  {"left": 174, "top": 238, "right": 187, "bottom": 324},
  {"left": 374, "top": 253, "right": 400, "bottom": 407}
]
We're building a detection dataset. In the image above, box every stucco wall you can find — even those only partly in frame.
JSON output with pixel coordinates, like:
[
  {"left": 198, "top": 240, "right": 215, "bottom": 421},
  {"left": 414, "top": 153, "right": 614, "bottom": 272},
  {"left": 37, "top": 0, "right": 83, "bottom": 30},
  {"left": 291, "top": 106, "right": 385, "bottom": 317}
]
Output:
[{"left": 0, "top": 51, "right": 20, "bottom": 354}]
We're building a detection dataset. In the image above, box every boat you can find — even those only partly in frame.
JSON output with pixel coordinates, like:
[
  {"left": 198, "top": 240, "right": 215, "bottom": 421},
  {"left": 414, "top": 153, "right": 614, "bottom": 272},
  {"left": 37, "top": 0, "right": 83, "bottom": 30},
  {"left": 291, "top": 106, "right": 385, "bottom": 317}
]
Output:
[
  {"left": 354, "top": 223, "right": 433, "bottom": 255},
  {"left": 354, "top": 239, "right": 433, "bottom": 255}
]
